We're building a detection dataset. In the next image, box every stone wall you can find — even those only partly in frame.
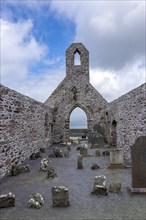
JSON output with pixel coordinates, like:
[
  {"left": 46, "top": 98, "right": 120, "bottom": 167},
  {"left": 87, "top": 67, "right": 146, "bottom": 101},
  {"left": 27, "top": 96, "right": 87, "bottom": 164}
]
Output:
[
  {"left": 109, "top": 83, "right": 146, "bottom": 163},
  {"left": 0, "top": 85, "right": 52, "bottom": 178}
]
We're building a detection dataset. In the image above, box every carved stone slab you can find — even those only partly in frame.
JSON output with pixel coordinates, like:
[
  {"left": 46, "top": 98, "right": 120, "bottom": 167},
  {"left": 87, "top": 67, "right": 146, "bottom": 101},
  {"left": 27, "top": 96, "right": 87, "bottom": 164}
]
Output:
[{"left": 129, "top": 136, "right": 146, "bottom": 193}]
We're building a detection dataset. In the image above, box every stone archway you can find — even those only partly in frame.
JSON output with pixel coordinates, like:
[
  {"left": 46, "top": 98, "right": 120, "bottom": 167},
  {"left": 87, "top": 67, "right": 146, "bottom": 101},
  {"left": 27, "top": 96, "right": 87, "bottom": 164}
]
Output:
[{"left": 64, "top": 103, "right": 94, "bottom": 141}]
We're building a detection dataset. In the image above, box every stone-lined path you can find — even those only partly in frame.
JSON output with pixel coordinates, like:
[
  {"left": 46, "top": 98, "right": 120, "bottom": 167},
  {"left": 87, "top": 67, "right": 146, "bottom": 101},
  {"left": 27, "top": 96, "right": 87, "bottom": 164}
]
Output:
[{"left": 0, "top": 143, "right": 146, "bottom": 220}]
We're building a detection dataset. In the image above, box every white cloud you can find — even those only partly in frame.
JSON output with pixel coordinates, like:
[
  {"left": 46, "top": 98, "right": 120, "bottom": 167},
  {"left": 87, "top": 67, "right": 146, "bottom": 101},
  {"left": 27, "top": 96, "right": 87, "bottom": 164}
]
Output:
[
  {"left": 15, "top": 69, "right": 65, "bottom": 102},
  {"left": 1, "top": 19, "right": 47, "bottom": 82},
  {"left": 90, "top": 57, "right": 145, "bottom": 102}
]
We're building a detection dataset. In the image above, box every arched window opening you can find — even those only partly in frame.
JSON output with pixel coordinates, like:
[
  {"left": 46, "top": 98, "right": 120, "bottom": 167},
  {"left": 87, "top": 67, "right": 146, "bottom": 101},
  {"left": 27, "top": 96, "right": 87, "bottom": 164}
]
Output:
[{"left": 74, "top": 51, "right": 81, "bottom": 65}]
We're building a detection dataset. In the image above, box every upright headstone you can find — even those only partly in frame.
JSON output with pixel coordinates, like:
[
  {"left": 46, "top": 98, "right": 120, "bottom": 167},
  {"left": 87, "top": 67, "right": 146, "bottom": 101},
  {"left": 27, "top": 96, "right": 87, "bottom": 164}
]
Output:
[
  {"left": 77, "top": 154, "right": 83, "bottom": 169},
  {"left": 79, "top": 145, "right": 88, "bottom": 157},
  {"left": 128, "top": 136, "right": 146, "bottom": 193},
  {"left": 91, "top": 175, "right": 107, "bottom": 196},
  {"left": 52, "top": 186, "right": 70, "bottom": 207},
  {"left": 108, "top": 148, "right": 125, "bottom": 169}
]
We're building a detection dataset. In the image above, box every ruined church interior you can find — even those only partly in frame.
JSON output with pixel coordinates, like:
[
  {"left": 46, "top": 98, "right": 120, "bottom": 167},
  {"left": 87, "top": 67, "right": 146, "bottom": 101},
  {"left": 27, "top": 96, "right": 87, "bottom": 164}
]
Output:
[{"left": 0, "top": 43, "right": 146, "bottom": 220}]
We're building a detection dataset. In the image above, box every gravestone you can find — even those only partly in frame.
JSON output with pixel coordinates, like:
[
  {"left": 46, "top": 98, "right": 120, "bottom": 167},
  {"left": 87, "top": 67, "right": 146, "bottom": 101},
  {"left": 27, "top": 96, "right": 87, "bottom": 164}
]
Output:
[
  {"left": 128, "top": 136, "right": 146, "bottom": 193},
  {"left": 88, "top": 124, "right": 106, "bottom": 147},
  {"left": 52, "top": 186, "right": 70, "bottom": 207},
  {"left": 79, "top": 145, "right": 88, "bottom": 157},
  {"left": 77, "top": 154, "right": 83, "bottom": 169},
  {"left": 91, "top": 175, "right": 108, "bottom": 196},
  {"left": 108, "top": 148, "right": 125, "bottom": 169},
  {"left": 27, "top": 193, "right": 44, "bottom": 209},
  {"left": 0, "top": 192, "right": 15, "bottom": 208}
]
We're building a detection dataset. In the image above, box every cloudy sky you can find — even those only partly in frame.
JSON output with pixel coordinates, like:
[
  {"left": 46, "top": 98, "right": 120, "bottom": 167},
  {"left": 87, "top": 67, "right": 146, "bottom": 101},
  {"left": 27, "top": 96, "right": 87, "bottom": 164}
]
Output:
[{"left": 1, "top": 0, "right": 145, "bottom": 128}]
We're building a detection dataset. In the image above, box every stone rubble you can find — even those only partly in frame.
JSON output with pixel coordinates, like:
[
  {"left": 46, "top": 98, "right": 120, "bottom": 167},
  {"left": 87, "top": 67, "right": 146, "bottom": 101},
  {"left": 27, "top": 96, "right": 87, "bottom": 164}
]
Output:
[
  {"left": 91, "top": 163, "right": 100, "bottom": 170},
  {"left": 27, "top": 193, "right": 44, "bottom": 209},
  {"left": 109, "top": 183, "right": 121, "bottom": 193},
  {"left": 0, "top": 192, "right": 15, "bottom": 208},
  {"left": 47, "top": 167, "right": 57, "bottom": 179},
  {"left": 10, "top": 164, "right": 30, "bottom": 176},
  {"left": 30, "top": 151, "right": 42, "bottom": 160}
]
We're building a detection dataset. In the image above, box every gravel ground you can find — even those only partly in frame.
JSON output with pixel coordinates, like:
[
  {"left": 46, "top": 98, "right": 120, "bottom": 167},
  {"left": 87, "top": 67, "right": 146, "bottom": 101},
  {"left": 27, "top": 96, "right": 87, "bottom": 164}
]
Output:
[{"left": 0, "top": 143, "right": 146, "bottom": 220}]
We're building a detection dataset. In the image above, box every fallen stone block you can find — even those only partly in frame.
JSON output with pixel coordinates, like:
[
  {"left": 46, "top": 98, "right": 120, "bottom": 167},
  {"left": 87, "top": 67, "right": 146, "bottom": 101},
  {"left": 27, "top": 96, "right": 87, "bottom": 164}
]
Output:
[
  {"left": 47, "top": 167, "right": 57, "bottom": 179},
  {"left": 91, "top": 163, "right": 100, "bottom": 170},
  {"left": 0, "top": 192, "right": 15, "bottom": 208},
  {"left": 109, "top": 183, "right": 121, "bottom": 193},
  {"left": 102, "top": 150, "right": 110, "bottom": 156},
  {"left": 10, "top": 164, "right": 30, "bottom": 176},
  {"left": 30, "top": 151, "right": 42, "bottom": 160},
  {"left": 40, "top": 148, "right": 46, "bottom": 153},
  {"left": 53, "top": 147, "right": 63, "bottom": 157},
  {"left": 27, "top": 193, "right": 44, "bottom": 209},
  {"left": 76, "top": 146, "right": 82, "bottom": 150},
  {"left": 92, "top": 185, "right": 108, "bottom": 196},
  {"left": 64, "top": 150, "right": 69, "bottom": 158},
  {"left": 52, "top": 186, "right": 70, "bottom": 207},
  {"left": 95, "top": 150, "right": 101, "bottom": 157}
]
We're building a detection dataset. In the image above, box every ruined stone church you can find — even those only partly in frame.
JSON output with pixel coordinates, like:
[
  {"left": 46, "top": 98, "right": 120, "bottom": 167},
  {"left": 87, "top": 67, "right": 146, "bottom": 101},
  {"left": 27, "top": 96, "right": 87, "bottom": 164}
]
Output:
[{"left": 0, "top": 43, "right": 145, "bottom": 178}]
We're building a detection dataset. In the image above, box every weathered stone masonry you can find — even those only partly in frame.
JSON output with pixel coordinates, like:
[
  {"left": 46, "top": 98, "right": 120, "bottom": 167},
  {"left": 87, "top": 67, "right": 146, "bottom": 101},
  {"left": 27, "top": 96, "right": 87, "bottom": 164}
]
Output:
[
  {"left": 0, "top": 43, "right": 145, "bottom": 177},
  {"left": 45, "top": 43, "right": 108, "bottom": 143},
  {"left": 108, "top": 83, "right": 146, "bottom": 163},
  {"left": 0, "top": 86, "right": 53, "bottom": 178}
]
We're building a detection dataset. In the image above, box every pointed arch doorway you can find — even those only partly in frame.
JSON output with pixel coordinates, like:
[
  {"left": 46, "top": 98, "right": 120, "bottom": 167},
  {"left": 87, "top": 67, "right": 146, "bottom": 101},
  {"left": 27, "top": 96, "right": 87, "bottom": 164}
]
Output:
[{"left": 68, "top": 106, "right": 89, "bottom": 141}]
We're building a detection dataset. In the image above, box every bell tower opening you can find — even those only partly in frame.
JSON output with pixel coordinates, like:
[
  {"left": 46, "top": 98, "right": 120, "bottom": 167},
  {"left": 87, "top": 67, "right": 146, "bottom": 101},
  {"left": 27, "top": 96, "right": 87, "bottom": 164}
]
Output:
[{"left": 74, "top": 50, "right": 81, "bottom": 65}]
